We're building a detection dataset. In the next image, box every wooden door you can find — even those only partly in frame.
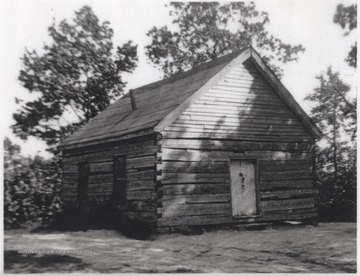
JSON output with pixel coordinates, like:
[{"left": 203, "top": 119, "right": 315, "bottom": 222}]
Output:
[{"left": 230, "top": 159, "right": 258, "bottom": 217}]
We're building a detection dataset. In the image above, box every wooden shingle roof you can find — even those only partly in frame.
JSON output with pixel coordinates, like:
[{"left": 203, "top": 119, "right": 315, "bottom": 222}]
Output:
[{"left": 59, "top": 47, "right": 322, "bottom": 150}]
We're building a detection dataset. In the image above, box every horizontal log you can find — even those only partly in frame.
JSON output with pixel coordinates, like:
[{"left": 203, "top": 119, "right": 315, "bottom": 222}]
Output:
[
  {"left": 161, "top": 148, "right": 237, "bottom": 162},
  {"left": 162, "top": 161, "right": 229, "bottom": 173},
  {"left": 263, "top": 206, "right": 318, "bottom": 215},
  {"left": 164, "top": 127, "right": 309, "bottom": 138},
  {"left": 161, "top": 149, "right": 312, "bottom": 162},
  {"left": 244, "top": 151, "right": 312, "bottom": 160},
  {"left": 160, "top": 139, "right": 313, "bottom": 152},
  {"left": 127, "top": 180, "right": 155, "bottom": 191},
  {"left": 87, "top": 182, "right": 113, "bottom": 189},
  {"left": 162, "top": 183, "right": 230, "bottom": 196},
  {"left": 89, "top": 162, "right": 113, "bottom": 173},
  {"left": 259, "top": 160, "right": 312, "bottom": 172},
  {"left": 127, "top": 156, "right": 155, "bottom": 169},
  {"left": 126, "top": 190, "right": 156, "bottom": 200},
  {"left": 62, "top": 137, "right": 153, "bottom": 154},
  {"left": 260, "top": 179, "right": 313, "bottom": 190},
  {"left": 157, "top": 208, "right": 318, "bottom": 227},
  {"left": 161, "top": 131, "right": 312, "bottom": 142},
  {"left": 261, "top": 198, "right": 316, "bottom": 212},
  {"left": 260, "top": 170, "right": 312, "bottom": 181},
  {"left": 261, "top": 212, "right": 318, "bottom": 222},
  {"left": 62, "top": 139, "right": 156, "bottom": 159},
  {"left": 158, "top": 214, "right": 232, "bottom": 227},
  {"left": 161, "top": 203, "right": 231, "bottom": 217},
  {"left": 162, "top": 172, "right": 230, "bottom": 184},
  {"left": 127, "top": 170, "right": 154, "bottom": 181},
  {"left": 162, "top": 194, "right": 231, "bottom": 205},
  {"left": 260, "top": 189, "right": 317, "bottom": 200},
  {"left": 89, "top": 174, "right": 113, "bottom": 184}
]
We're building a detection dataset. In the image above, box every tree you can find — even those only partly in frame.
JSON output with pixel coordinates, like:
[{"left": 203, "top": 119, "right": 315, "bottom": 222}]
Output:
[
  {"left": 333, "top": 3, "right": 357, "bottom": 67},
  {"left": 305, "top": 68, "right": 356, "bottom": 221},
  {"left": 145, "top": 2, "right": 305, "bottom": 77},
  {"left": 12, "top": 6, "right": 138, "bottom": 151},
  {"left": 4, "top": 137, "right": 62, "bottom": 228}
]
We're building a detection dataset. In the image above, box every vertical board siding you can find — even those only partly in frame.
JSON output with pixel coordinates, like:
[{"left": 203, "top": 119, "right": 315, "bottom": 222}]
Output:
[
  {"left": 61, "top": 137, "right": 157, "bottom": 222},
  {"left": 158, "top": 60, "right": 316, "bottom": 230}
]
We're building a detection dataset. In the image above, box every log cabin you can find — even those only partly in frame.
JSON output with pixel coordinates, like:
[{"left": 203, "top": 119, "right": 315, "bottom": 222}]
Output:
[{"left": 58, "top": 46, "right": 322, "bottom": 234}]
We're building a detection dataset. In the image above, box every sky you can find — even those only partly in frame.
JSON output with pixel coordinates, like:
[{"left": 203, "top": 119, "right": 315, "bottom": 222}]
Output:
[{"left": 0, "top": 0, "right": 357, "bottom": 157}]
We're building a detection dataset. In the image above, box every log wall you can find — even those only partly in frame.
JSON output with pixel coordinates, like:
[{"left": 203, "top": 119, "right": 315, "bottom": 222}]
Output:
[
  {"left": 157, "top": 60, "right": 317, "bottom": 232},
  {"left": 61, "top": 135, "right": 158, "bottom": 224}
]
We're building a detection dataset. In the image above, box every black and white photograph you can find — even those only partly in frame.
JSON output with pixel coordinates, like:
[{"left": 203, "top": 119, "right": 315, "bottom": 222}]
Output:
[{"left": 1, "top": 0, "right": 357, "bottom": 273}]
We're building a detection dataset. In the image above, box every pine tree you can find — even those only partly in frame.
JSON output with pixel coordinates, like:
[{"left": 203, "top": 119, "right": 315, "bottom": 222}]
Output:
[{"left": 305, "top": 67, "right": 356, "bottom": 221}]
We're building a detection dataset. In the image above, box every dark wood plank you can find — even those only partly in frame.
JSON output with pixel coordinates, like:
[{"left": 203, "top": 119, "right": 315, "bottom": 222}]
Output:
[
  {"left": 89, "top": 162, "right": 113, "bottom": 173},
  {"left": 260, "top": 198, "right": 316, "bottom": 212},
  {"left": 161, "top": 203, "right": 231, "bottom": 217},
  {"left": 127, "top": 180, "right": 155, "bottom": 191},
  {"left": 260, "top": 179, "right": 313, "bottom": 190},
  {"left": 260, "top": 170, "right": 312, "bottom": 181},
  {"left": 260, "top": 189, "right": 317, "bottom": 200},
  {"left": 259, "top": 160, "right": 312, "bottom": 172},
  {"left": 244, "top": 151, "right": 312, "bottom": 160},
  {"left": 158, "top": 214, "right": 232, "bottom": 227},
  {"left": 127, "top": 170, "right": 154, "bottom": 181},
  {"left": 162, "top": 183, "right": 230, "bottom": 195},
  {"left": 162, "top": 161, "right": 229, "bottom": 173},
  {"left": 162, "top": 194, "right": 231, "bottom": 205},
  {"left": 162, "top": 131, "right": 312, "bottom": 142},
  {"left": 88, "top": 174, "right": 113, "bottom": 184},
  {"left": 126, "top": 190, "right": 156, "bottom": 200},
  {"left": 160, "top": 139, "right": 313, "bottom": 152},
  {"left": 127, "top": 156, "right": 155, "bottom": 169},
  {"left": 162, "top": 172, "right": 230, "bottom": 184}
]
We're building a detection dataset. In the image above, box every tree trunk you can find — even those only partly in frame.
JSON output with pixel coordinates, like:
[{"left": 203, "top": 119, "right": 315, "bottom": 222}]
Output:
[{"left": 333, "top": 103, "right": 338, "bottom": 188}]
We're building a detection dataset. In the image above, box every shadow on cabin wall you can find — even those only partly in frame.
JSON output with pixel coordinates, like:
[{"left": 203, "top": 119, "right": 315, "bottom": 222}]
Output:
[{"left": 163, "top": 59, "right": 314, "bottom": 228}]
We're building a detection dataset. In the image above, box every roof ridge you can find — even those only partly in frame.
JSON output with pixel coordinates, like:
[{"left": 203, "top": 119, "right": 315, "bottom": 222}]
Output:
[{"left": 132, "top": 47, "right": 247, "bottom": 92}]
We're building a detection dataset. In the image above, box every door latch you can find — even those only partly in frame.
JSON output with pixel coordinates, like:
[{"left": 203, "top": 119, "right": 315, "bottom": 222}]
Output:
[{"left": 239, "top": 172, "right": 246, "bottom": 192}]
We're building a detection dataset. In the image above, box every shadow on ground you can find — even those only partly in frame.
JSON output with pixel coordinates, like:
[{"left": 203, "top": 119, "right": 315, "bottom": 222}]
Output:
[{"left": 4, "top": 250, "right": 88, "bottom": 273}]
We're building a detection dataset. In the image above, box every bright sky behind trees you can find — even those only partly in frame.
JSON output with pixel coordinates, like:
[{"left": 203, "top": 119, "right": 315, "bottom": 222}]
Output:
[{"left": 0, "top": 0, "right": 357, "bottom": 157}]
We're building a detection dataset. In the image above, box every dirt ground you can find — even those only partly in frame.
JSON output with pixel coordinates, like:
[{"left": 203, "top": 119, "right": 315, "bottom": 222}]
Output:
[{"left": 4, "top": 222, "right": 356, "bottom": 273}]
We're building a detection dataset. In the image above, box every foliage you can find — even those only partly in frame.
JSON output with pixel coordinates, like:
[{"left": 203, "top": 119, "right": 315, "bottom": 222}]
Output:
[
  {"left": 145, "top": 2, "right": 305, "bottom": 78},
  {"left": 305, "top": 68, "right": 356, "bottom": 221},
  {"left": 333, "top": 3, "right": 357, "bottom": 67},
  {"left": 12, "top": 6, "right": 138, "bottom": 151},
  {"left": 4, "top": 137, "right": 62, "bottom": 229}
]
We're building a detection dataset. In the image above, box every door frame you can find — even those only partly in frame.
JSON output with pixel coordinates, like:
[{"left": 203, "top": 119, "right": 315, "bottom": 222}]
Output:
[{"left": 228, "top": 157, "right": 261, "bottom": 218}]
